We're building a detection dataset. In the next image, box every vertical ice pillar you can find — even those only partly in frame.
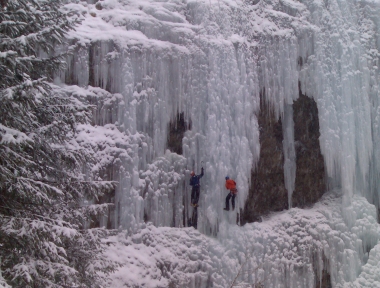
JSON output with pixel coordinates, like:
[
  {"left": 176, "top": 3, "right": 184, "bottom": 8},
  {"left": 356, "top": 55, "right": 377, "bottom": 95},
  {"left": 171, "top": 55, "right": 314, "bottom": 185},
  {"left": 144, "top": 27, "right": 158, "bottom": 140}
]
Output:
[{"left": 282, "top": 104, "right": 296, "bottom": 208}]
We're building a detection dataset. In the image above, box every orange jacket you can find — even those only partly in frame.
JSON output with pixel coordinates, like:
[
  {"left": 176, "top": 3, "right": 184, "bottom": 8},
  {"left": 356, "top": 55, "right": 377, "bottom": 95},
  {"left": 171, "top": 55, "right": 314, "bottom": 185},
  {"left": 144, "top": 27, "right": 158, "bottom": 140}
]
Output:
[{"left": 225, "top": 179, "right": 236, "bottom": 190}]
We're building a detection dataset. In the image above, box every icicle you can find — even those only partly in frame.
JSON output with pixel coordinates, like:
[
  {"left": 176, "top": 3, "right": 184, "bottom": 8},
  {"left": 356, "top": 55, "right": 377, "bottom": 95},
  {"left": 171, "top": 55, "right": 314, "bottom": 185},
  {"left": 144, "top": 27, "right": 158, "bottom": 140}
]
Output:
[{"left": 282, "top": 104, "right": 296, "bottom": 208}]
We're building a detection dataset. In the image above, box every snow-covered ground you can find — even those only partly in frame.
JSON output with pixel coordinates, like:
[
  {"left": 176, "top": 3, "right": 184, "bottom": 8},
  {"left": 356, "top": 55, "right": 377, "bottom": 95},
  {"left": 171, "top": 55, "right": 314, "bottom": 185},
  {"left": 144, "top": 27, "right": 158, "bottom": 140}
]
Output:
[{"left": 106, "top": 191, "right": 380, "bottom": 287}]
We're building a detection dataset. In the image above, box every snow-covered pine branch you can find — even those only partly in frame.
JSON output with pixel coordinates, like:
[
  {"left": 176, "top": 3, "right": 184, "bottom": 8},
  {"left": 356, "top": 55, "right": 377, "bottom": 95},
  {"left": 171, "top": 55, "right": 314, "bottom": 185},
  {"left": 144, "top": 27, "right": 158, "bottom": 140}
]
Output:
[{"left": 0, "top": 0, "right": 117, "bottom": 287}]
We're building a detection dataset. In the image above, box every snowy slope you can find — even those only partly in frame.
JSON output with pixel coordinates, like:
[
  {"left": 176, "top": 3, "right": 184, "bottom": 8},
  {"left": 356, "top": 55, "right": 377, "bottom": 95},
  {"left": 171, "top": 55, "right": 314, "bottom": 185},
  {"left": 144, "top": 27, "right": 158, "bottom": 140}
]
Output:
[{"left": 106, "top": 191, "right": 379, "bottom": 287}]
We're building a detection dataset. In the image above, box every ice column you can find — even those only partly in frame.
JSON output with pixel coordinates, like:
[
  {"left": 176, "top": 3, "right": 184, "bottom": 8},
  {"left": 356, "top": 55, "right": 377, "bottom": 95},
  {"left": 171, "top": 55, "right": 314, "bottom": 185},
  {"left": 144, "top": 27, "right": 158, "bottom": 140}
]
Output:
[
  {"left": 282, "top": 104, "right": 296, "bottom": 208},
  {"left": 257, "top": 35, "right": 300, "bottom": 207}
]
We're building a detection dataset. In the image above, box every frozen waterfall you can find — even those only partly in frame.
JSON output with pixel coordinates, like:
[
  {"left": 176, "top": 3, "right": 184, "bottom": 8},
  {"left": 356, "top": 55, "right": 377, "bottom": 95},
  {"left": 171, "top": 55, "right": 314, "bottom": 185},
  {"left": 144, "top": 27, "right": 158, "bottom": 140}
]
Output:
[
  {"left": 62, "top": 0, "right": 380, "bottom": 230},
  {"left": 60, "top": 0, "right": 380, "bottom": 286}
]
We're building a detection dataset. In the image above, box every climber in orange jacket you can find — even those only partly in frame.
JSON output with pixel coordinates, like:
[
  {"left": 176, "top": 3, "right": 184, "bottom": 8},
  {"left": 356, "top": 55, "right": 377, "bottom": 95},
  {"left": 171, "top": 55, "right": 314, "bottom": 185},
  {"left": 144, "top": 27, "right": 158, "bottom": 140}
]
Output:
[{"left": 224, "top": 176, "right": 237, "bottom": 211}]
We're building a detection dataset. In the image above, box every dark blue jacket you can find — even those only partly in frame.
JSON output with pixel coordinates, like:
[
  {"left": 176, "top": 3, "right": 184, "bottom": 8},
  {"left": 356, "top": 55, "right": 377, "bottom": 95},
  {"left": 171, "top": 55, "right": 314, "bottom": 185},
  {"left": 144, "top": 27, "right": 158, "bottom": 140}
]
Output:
[{"left": 189, "top": 169, "right": 204, "bottom": 187}]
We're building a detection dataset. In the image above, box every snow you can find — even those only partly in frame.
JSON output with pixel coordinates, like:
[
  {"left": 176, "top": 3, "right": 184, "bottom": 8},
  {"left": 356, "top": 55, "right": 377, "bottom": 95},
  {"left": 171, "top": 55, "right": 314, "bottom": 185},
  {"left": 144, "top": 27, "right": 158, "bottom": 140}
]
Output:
[
  {"left": 0, "top": 124, "right": 32, "bottom": 145},
  {"left": 106, "top": 191, "right": 379, "bottom": 288}
]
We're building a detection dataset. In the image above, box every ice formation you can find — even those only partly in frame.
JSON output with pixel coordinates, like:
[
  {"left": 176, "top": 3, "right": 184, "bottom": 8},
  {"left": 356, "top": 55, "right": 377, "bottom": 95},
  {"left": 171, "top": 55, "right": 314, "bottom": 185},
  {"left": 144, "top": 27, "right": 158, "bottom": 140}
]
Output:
[{"left": 60, "top": 0, "right": 380, "bottom": 286}]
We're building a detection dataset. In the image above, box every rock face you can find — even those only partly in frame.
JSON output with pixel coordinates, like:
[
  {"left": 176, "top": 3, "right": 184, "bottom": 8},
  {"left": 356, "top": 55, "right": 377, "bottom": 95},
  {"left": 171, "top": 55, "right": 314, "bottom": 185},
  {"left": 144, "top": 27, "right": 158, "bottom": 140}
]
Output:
[
  {"left": 242, "top": 95, "right": 288, "bottom": 223},
  {"left": 292, "top": 90, "right": 326, "bottom": 208},
  {"left": 316, "top": 268, "right": 332, "bottom": 288},
  {"left": 167, "top": 112, "right": 191, "bottom": 155},
  {"left": 242, "top": 90, "right": 325, "bottom": 224}
]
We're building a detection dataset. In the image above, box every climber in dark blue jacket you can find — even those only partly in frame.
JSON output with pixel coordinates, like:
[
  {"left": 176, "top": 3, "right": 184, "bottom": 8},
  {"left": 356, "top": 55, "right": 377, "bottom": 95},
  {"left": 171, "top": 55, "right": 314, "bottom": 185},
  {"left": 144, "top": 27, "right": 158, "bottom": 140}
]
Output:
[{"left": 189, "top": 167, "right": 204, "bottom": 207}]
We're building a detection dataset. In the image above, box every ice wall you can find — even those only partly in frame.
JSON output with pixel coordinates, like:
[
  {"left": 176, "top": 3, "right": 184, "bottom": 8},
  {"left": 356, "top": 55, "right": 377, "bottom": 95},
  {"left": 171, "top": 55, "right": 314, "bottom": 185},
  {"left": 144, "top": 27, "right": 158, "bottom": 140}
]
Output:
[
  {"left": 297, "top": 0, "right": 379, "bottom": 204},
  {"left": 62, "top": 0, "right": 306, "bottom": 232},
  {"left": 243, "top": 0, "right": 380, "bottom": 210},
  {"left": 62, "top": 0, "right": 380, "bottom": 232},
  {"left": 63, "top": 0, "right": 262, "bottom": 234}
]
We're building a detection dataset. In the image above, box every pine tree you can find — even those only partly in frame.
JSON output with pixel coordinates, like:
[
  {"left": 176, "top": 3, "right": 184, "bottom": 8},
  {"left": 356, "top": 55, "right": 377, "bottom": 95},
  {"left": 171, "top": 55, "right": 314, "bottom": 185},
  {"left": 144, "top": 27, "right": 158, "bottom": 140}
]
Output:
[{"left": 0, "top": 1, "right": 117, "bottom": 287}]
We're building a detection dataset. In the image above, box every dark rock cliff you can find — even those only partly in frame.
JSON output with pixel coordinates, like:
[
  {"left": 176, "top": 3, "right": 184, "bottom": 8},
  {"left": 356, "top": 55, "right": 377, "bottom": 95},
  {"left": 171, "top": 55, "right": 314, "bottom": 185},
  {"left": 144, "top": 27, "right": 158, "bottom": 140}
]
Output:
[
  {"left": 242, "top": 88, "right": 326, "bottom": 224},
  {"left": 167, "top": 112, "right": 191, "bottom": 155},
  {"left": 292, "top": 91, "right": 326, "bottom": 207},
  {"left": 241, "top": 95, "right": 288, "bottom": 223}
]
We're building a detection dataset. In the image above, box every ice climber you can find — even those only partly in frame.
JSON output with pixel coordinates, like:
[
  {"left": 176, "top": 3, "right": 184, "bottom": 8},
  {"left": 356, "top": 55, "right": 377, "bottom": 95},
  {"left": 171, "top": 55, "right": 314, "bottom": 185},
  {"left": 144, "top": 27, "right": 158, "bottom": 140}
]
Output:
[
  {"left": 224, "top": 176, "right": 238, "bottom": 211},
  {"left": 189, "top": 167, "right": 204, "bottom": 207}
]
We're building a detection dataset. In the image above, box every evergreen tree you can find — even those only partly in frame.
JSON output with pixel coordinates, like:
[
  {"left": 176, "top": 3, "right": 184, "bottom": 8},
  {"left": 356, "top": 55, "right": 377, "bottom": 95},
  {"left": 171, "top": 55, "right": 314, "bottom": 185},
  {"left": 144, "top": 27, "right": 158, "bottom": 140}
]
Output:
[{"left": 0, "top": 0, "right": 116, "bottom": 287}]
